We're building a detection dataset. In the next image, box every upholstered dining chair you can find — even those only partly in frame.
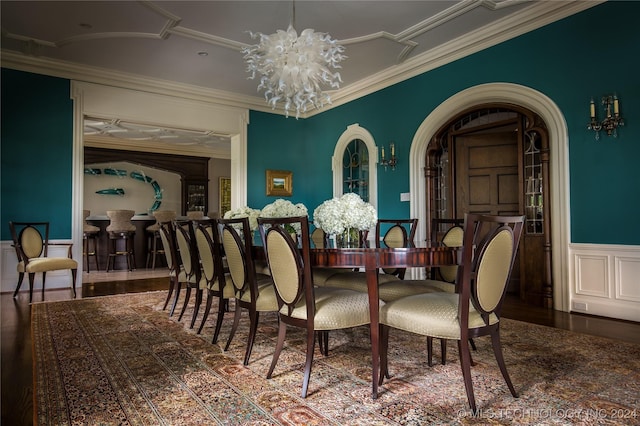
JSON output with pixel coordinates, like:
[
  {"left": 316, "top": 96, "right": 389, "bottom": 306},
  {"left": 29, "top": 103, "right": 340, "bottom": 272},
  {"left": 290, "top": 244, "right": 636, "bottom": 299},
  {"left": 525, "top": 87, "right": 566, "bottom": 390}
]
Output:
[
  {"left": 258, "top": 215, "right": 374, "bottom": 397},
  {"left": 379, "top": 213, "right": 525, "bottom": 412},
  {"left": 321, "top": 220, "right": 420, "bottom": 295},
  {"left": 158, "top": 221, "right": 180, "bottom": 312},
  {"left": 9, "top": 221, "right": 78, "bottom": 302},
  {"left": 174, "top": 220, "right": 206, "bottom": 328},
  {"left": 193, "top": 219, "right": 234, "bottom": 340},
  {"left": 376, "top": 218, "right": 418, "bottom": 279},
  {"left": 370, "top": 218, "right": 463, "bottom": 310},
  {"left": 308, "top": 225, "right": 351, "bottom": 287},
  {"left": 220, "top": 217, "right": 278, "bottom": 365},
  {"left": 429, "top": 218, "right": 465, "bottom": 284}
]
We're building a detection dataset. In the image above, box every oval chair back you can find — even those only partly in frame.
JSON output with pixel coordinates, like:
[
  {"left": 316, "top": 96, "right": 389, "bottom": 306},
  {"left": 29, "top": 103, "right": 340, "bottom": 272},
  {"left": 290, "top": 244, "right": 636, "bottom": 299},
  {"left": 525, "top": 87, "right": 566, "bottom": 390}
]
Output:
[{"left": 194, "top": 219, "right": 234, "bottom": 338}]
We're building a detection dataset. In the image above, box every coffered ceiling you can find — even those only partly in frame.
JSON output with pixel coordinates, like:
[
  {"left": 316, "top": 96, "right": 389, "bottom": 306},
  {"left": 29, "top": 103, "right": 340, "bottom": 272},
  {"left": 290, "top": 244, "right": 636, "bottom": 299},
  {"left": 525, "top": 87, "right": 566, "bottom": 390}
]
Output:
[{"left": 1, "top": 1, "right": 597, "bottom": 151}]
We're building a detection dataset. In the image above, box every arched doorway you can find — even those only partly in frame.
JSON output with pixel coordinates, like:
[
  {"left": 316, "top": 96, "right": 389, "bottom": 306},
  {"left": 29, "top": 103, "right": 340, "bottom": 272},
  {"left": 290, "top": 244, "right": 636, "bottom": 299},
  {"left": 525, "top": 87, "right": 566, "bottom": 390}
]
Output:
[
  {"left": 425, "top": 105, "right": 552, "bottom": 307},
  {"left": 408, "top": 83, "right": 570, "bottom": 313}
]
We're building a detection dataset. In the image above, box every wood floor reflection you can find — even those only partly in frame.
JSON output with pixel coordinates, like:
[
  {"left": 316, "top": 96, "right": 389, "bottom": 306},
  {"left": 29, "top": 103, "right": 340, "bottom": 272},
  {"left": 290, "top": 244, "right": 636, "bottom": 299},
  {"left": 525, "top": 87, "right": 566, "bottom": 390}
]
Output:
[{"left": 2, "top": 270, "right": 639, "bottom": 425}]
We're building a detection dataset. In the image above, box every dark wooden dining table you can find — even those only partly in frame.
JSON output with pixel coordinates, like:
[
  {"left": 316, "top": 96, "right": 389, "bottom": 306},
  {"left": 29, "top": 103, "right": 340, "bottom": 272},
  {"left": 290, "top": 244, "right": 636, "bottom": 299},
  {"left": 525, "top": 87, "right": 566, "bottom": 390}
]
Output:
[{"left": 309, "top": 244, "right": 460, "bottom": 398}]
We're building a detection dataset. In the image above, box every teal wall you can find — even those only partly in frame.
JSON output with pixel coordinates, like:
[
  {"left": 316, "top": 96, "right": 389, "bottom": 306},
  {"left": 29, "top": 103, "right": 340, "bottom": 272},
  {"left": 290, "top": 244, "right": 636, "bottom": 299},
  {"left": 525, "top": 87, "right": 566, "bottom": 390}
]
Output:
[
  {"left": 1, "top": 2, "right": 638, "bottom": 244},
  {"left": 247, "top": 1, "right": 640, "bottom": 245},
  {"left": 1, "top": 69, "right": 73, "bottom": 240}
]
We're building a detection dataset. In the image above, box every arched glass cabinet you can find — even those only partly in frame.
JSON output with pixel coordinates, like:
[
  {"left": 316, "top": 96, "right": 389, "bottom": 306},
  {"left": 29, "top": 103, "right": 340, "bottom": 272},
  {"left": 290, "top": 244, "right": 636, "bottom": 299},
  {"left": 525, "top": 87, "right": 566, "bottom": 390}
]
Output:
[{"left": 332, "top": 124, "right": 378, "bottom": 210}]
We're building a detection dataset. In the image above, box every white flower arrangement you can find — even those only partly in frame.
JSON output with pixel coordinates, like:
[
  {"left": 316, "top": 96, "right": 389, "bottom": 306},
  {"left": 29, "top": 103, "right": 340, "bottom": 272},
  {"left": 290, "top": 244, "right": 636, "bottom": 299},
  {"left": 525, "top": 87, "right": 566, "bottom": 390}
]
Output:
[
  {"left": 313, "top": 193, "right": 377, "bottom": 235},
  {"left": 260, "top": 199, "right": 308, "bottom": 233},
  {"left": 223, "top": 206, "right": 262, "bottom": 231}
]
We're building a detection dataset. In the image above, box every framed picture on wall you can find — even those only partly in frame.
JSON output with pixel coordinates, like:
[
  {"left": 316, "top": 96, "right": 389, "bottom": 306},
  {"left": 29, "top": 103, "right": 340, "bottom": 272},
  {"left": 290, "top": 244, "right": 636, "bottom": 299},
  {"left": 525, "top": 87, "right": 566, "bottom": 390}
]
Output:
[
  {"left": 266, "top": 169, "right": 292, "bottom": 197},
  {"left": 219, "top": 177, "right": 231, "bottom": 217}
]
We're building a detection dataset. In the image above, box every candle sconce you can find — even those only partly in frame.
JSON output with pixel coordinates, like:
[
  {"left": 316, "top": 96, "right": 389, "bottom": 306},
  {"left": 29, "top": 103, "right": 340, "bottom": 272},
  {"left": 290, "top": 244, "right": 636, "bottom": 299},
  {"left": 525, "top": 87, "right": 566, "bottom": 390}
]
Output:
[
  {"left": 379, "top": 142, "right": 397, "bottom": 171},
  {"left": 588, "top": 94, "right": 624, "bottom": 140}
]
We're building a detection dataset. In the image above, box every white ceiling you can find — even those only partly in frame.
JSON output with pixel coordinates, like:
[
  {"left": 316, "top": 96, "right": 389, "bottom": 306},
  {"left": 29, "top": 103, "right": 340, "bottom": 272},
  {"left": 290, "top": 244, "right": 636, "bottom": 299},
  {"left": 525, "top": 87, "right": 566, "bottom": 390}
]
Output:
[{"left": 1, "top": 1, "right": 596, "bottom": 149}]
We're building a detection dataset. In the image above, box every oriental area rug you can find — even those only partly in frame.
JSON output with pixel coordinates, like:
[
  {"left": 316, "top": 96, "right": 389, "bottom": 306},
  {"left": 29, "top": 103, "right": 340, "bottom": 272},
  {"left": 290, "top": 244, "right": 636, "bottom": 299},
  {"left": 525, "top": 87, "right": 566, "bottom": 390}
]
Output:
[{"left": 32, "top": 291, "right": 639, "bottom": 425}]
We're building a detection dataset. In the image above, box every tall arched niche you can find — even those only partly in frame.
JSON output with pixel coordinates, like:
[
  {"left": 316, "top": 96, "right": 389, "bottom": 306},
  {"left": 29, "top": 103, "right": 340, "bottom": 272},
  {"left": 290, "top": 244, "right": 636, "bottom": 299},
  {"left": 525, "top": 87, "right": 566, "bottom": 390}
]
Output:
[{"left": 409, "top": 82, "right": 570, "bottom": 312}]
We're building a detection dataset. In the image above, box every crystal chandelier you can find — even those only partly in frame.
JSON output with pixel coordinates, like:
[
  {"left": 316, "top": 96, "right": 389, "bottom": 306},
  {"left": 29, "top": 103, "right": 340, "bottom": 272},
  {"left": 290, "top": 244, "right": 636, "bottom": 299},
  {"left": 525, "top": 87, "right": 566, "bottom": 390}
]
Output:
[{"left": 242, "top": 2, "right": 346, "bottom": 118}]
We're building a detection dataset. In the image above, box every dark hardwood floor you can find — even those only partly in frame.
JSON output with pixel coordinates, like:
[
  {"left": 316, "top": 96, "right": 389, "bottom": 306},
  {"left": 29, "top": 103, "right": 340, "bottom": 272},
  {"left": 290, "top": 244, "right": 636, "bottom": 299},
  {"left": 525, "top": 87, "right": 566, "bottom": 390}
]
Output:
[{"left": 2, "top": 274, "right": 639, "bottom": 425}]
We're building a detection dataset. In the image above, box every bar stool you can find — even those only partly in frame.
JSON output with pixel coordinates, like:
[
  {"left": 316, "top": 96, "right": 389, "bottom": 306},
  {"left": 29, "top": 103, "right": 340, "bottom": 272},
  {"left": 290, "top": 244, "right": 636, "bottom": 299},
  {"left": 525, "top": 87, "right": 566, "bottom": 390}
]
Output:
[
  {"left": 83, "top": 209, "right": 101, "bottom": 272},
  {"left": 106, "top": 210, "right": 136, "bottom": 272},
  {"left": 145, "top": 210, "right": 177, "bottom": 269},
  {"left": 186, "top": 210, "right": 205, "bottom": 220}
]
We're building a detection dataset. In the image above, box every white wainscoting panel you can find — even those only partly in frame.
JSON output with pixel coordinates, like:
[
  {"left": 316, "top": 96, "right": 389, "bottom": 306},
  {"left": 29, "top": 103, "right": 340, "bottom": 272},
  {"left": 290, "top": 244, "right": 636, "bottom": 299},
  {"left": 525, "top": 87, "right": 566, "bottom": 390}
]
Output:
[
  {"left": 616, "top": 256, "right": 640, "bottom": 302},
  {"left": 569, "top": 243, "right": 640, "bottom": 322},
  {"left": 1, "top": 241, "right": 77, "bottom": 294}
]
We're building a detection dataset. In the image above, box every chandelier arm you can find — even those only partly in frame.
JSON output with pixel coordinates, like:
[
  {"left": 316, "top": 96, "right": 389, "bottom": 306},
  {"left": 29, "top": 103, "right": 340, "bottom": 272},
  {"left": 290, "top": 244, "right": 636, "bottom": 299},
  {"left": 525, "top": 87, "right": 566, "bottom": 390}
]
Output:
[{"left": 291, "top": 0, "right": 296, "bottom": 29}]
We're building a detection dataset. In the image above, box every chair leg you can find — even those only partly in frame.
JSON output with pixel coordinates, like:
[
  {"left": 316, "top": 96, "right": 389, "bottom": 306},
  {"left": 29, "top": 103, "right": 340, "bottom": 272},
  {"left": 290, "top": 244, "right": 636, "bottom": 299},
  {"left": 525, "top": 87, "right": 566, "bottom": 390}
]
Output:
[
  {"left": 41, "top": 272, "right": 47, "bottom": 300},
  {"left": 169, "top": 282, "right": 182, "bottom": 317},
  {"left": 301, "top": 328, "right": 316, "bottom": 398},
  {"left": 490, "top": 327, "right": 518, "bottom": 398},
  {"left": 190, "top": 289, "right": 203, "bottom": 329},
  {"left": 441, "top": 338, "right": 447, "bottom": 365},
  {"left": 458, "top": 338, "right": 477, "bottom": 413},
  {"left": 84, "top": 237, "right": 90, "bottom": 273},
  {"left": 225, "top": 304, "right": 243, "bottom": 351},
  {"left": 163, "top": 276, "right": 176, "bottom": 311},
  {"left": 427, "top": 336, "right": 433, "bottom": 367},
  {"left": 70, "top": 269, "right": 77, "bottom": 299},
  {"left": 178, "top": 287, "right": 192, "bottom": 321},
  {"left": 317, "top": 331, "right": 329, "bottom": 356},
  {"left": 211, "top": 298, "right": 227, "bottom": 344},
  {"left": 28, "top": 273, "right": 36, "bottom": 303},
  {"left": 14, "top": 273, "right": 25, "bottom": 298},
  {"left": 197, "top": 289, "right": 212, "bottom": 334},
  {"left": 243, "top": 310, "right": 261, "bottom": 365},
  {"left": 267, "top": 320, "right": 287, "bottom": 379},
  {"left": 469, "top": 338, "right": 477, "bottom": 351},
  {"left": 379, "top": 324, "right": 390, "bottom": 384}
]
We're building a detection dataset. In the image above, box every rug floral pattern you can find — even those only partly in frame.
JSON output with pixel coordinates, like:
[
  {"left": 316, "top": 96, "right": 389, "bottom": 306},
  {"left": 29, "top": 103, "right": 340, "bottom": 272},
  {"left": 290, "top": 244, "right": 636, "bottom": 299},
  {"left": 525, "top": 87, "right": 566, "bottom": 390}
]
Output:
[{"left": 32, "top": 291, "right": 640, "bottom": 425}]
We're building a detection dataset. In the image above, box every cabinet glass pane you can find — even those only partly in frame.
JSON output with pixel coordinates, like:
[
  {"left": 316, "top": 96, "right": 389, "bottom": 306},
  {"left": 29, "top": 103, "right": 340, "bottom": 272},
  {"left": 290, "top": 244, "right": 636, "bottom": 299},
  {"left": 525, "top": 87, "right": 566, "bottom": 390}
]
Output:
[
  {"left": 187, "top": 184, "right": 206, "bottom": 212},
  {"left": 524, "top": 132, "right": 543, "bottom": 234},
  {"left": 343, "top": 139, "right": 369, "bottom": 202}
]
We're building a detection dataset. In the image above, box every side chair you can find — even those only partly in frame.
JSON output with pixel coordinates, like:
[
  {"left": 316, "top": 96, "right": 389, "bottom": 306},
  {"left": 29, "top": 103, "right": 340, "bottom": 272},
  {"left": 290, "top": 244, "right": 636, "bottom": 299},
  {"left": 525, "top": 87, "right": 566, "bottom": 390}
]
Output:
[
  {"left": 174, "top": 220, "right": 206, "bottom": 328},
  {"left": 308, "top": 225, "right": 351, "bottom": 287},
  {"left": 193, "top": 219, "right": 234, "bottom": 340},
  {"left": 9, "top": 221, "right": 78, "bottom": 302},
  {"left": 376, "top": 218, "right": 418, "bottom": 279},
  {"left": 258, "top": 215, "right": 374, "bottom": 398},
  {"left": 379, "top": 213, "right": 525, "bottom": 413},
  {"left": 158, "top": 221, "right": 179, "bottom": 312},
  {"left": 220, "top": 217, "right": 278, "bottom": 365}
]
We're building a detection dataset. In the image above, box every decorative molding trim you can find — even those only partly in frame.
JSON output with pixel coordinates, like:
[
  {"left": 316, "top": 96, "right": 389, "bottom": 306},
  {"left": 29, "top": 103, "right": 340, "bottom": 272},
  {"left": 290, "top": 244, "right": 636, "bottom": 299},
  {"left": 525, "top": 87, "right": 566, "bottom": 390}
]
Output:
[
  {"left": 569, "top": 243, "right": 640, "bottom": 322},
  {"left": 83, "top": 136, "right": 231, "bottom": 160},
  {"left": 319, "top": 1, "right": 600, "bottom": 114},
  {"left": 0, "top": 1, "right": 600, "bottom": 119}
]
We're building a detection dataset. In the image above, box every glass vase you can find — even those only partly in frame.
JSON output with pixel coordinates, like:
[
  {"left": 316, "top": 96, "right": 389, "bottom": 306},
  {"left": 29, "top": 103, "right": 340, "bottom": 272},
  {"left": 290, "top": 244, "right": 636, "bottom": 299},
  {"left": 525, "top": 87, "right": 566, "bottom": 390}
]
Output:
[{"left": 336, "top": 228, "right": 360, "bottom": 248}]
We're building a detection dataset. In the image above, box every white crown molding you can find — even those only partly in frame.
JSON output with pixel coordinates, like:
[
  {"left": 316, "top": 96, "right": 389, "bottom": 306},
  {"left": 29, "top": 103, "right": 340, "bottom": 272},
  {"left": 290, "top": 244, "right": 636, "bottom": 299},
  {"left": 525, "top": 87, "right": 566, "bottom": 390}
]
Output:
[
  {"left": 322, "top": 0, "right": 602, "bottom": 114},
  {"left": 0, "top": 49, "right": 267, "bottom": 110},
  {"left": 1, "top": 0, "right": 600, "bottom": 120},
  {"left": 84, "top": 135, "right": 231, "bottom": 159}
]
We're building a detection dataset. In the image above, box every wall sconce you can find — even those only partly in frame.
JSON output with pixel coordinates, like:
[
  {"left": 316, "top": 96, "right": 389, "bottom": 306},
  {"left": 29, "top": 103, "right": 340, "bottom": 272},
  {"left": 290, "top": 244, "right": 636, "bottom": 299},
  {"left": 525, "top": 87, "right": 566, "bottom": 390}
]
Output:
[
  {"left": 588, "top": 94, "right": 624, "bottom": 140},
  {"left": 379, "top": 142, "right": 397, "bottom": 171}
]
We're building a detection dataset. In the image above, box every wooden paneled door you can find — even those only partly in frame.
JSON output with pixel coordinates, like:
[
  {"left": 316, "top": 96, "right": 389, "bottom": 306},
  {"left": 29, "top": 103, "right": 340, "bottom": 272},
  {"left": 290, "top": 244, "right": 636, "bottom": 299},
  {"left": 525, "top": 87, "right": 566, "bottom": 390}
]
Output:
[
  {"left": 454, "top": 132, "right": 521, "bottom": 216},
  {"left": 454, "top": 131, "right": 522, "bottom": 294}
]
